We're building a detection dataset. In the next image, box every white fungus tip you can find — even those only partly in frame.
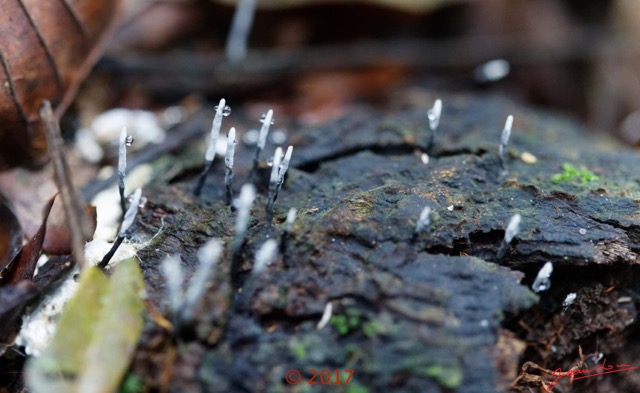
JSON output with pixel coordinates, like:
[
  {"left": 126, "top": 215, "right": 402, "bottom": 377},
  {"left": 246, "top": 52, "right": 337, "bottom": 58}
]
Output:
[
  {"left": 226, "top": 0, "right": 257, "bottom": 63},
  {"left": 284, "top": 145, "right": 293, "bottom": 162},
  {"left": 501, "top": 115, "right": 513, "bottom": 147},
  {"left": 217, "top": 98, "right": 226, "bottom": 114},
  {"left": 474, "top": 59, "right": 510, "bottom": 83},
  {"left": 317, "top": 302, "right": 333, "bottom": 330},
  {"left": 415, "top": 206, "right": 432, "bottom": 233},
  {"left": 270, "top": 147, "right": 284, "bottom": 184},
  {"left": 253, "top": 239, "right": 278, "bottom": 274},
  {"left": 182, "top": 238, "right": 224, "bottom": 321},
  {"left": 206, "top": 98, "right": 228, "bottom": 162},
  {"left": 428, "top": 99, "right": 443, "bottom": 131},
  {"left": 197, "top": 238, "right": 224, "bottom": 267},
  {"left": 278, "top": 146, "right": 294, "bottom": 183},
  {"left": 532, "top": 261, "right": 553, "bottom": 293},
  {"left": 286, "top": 208, "right": 297, "bottom": 231},
  {"left": 563, "top": 292, "right": 577, "bottom": 310},
  {"left": 118, "top": 127, "right": 127, "bottom": 174},
  {"left": 234, "top": 184, "right": 256, "bottom": 240},
  {"left": 238, "top": 184, "right": 256, "bottom": 208},
  {"left": 225, "top": 127, "right": 237, "bottom": 167},
  {"left": 505, "top": 115, "right": 514, "bottom": 131},
  {"left": 257, "top": 109, "right": 274, "bottom": 150},
  {"left": 160, "top": 255, "right": 184, "bottom": 315},
  {"left": 504, "top": 213, "right": 521, "bottom": 244}
]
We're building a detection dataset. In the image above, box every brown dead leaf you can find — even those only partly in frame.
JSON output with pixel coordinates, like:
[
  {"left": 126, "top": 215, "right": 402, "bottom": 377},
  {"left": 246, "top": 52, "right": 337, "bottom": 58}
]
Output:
[
  {"left": 0, "top": 0, "right": 121, "bottom": 168},
  {"left": 2, "top": 194, "right": 57, "bottom": 285},
  {"left": 0, "top": 193, "right": 23, "bottom": 275}
]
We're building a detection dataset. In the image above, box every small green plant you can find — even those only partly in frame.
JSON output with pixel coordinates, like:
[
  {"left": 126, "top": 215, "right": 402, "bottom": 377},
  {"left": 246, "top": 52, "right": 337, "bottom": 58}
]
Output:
[
  {"left": 551, "top": 163, "right": 599, "bottom": 185},
  {"left": 119, "top": 373, "right": 144, "bottom": 393},
  {"left": 331, "top": 309, "right": 364, "bottom": 335}
]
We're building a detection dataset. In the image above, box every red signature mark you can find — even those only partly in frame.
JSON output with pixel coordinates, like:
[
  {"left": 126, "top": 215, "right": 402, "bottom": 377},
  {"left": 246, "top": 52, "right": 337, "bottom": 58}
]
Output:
[{"left": 546, "top": 358, "right": 638, "bottom": 392}]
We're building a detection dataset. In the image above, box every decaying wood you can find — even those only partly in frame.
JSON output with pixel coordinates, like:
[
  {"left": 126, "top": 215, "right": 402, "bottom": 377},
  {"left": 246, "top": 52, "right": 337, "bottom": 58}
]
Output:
[{"left": 119, "top": 93, "right": 640, "bottom": 392}]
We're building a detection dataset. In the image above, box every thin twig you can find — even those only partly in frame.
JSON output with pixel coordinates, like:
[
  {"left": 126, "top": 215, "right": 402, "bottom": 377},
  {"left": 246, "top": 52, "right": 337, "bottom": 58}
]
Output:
[{"left": 41, "top": 101, "right": 92, "bottom": 267}]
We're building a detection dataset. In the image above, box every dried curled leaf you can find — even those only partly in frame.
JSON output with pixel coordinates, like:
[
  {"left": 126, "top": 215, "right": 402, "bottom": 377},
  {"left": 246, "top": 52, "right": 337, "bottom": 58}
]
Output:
[
  {"left": 0, "top": 192, "right": 22, "bottom": 274},
  {"left": 1, "top": 194, "right": 56, "bottom": 285},
  {"left": 26, "top": 258, "right": 145, "bottom": 393},
  {"left": 0, "top": 0, "right": 121, "bottom": 168}
]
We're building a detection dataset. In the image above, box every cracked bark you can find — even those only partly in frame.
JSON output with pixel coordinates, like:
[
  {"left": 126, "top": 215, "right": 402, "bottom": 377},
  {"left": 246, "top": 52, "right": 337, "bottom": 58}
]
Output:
[{"left": 124, "top": 93, "right": 640, "bottom": 393}]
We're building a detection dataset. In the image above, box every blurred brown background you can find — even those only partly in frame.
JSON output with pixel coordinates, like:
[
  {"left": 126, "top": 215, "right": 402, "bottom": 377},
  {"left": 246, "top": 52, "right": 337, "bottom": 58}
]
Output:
[{"left": 85, "top": 0, "right": 640, "bottom": 145}]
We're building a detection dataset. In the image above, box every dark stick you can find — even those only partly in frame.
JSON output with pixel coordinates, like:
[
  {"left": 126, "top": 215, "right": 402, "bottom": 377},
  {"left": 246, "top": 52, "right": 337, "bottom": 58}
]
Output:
[
  {"left": 41, "top": 101, "right": 91, "bottom": 267},
  {"left": 97, "top": 236, "right": 124, "bottom": 269}
]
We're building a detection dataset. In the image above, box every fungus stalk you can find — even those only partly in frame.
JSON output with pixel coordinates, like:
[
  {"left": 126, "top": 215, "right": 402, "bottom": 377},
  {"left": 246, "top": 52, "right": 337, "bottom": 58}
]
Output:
[
  {"left": 231, "top": 184, "right": 256, "bottom": 287},
  {"left": 249, "top": 109, "right": 274, "bottom": 180},
  {"left": 265, "top": 147, "right": 283, "bottom": 225},
  {"left": 266, "top": 146, "right": 293, "bottom": 226},
  {"left": 226, "top": 0, "right": 257, "bottom": 63},
  {"left": 225, "top": 127, "right": 237, "bottom": 207},
  {"left": 280, "top": 207, "right": 297, "bottom": 257},
  {"left": 117, "top": 126, "right": 130, "bottom": 214},
  {"left": 235, "top": 239, "right": 278, "bottom": 307},
  {"left": 426, "top": 99, "right": 442, "bottom": 149},
  {"left": 181, "top": 239, "right": 223, "bottom": 323},
  {"left": 194, "top": 99, "right": 229, "bottom": 196},
  {"left": 160, "top": 255, "right": 184, "bottom": 324},
  {"left": 496, "top": 213, "right": 520, "bottom": 260},
  {"left": 98, "top": 188, "right": 143, "bottom": 269},
  {"left": 253, "top": 239, "right": 278, "bottom": 275},
  {"left": 160, "top": 239, "right": 224, "bottom": 331},
  {"left": 499, "top": 115, "right": 513, "bottom": 173}
]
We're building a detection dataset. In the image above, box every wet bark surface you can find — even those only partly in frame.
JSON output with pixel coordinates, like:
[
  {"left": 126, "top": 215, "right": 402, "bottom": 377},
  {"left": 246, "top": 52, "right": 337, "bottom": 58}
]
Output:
[{"left": 125, "top": 93, "right": 640, "bottom": 392}]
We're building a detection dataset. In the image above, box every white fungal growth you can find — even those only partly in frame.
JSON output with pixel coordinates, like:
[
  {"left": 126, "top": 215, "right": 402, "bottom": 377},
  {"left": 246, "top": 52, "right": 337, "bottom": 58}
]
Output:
[
  {"left": 285, "top": 208, "right": 297, "bottom": 232},
  {"left": 182, "top": 239, "right": 223, "bottom": 322},
  {"left": 502, "top": 115, "right": 513, "bottom": 146},
  {"left": 563, "top": 292, "right": 577, "bottom": 310},
  {"left": 428, "top": 99, "right": 442, "bottom": 131},
  {"left": 253, "top": 239, "right": 278, "bottom": 274},
  {"left": 258, "top": 109, "right": 273, "bottom": 151},
  {"left": 225, "top": 127, "right": 237, "bottom": 170},
  {"left": 474, "top": 59, "right": 510, "bottom": 83},
  {"left": 205, "top": 99, "right": 227, "bottom": 162},
  {"left": 278, "top": 146, "right": 294, "bottom": 185},
  {"left": 119, "top": 188, "right": 142, "bottom": 236},
  {"left": 317, "top": 302, "right": 333, "bottom": 330},
  {"left": 225, "top": 127, "right": 237, "bottom": 203},
  {"left": 499, "top": 115, "right": 513, "bottom": 166},
  {"left": 226, "top": 0, "right": 257, "bottom": 63},
  {"left": 270, "top": 147, "right": 284, "bottom": 186},
  {"left": 161, "top": 255, "right": 184, "bottom": 316},
  {"left": 118, "top": 127, "right": 127, "bottom": 177},
  {"left": 234, "top": 184, "right": 256, "bottom": 246},
  {"left": 415, "top": 207, "right": 432, "bottom": 233},
  {"left": 532, "top": 261, "right": 553, "bottom": 293},
  {"left": 504, "top": 213, "right": 521, "bottom": 244}
]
